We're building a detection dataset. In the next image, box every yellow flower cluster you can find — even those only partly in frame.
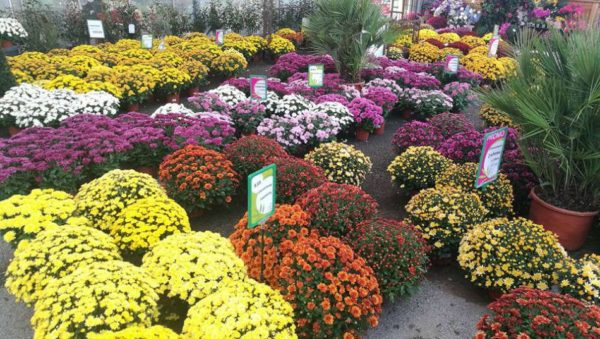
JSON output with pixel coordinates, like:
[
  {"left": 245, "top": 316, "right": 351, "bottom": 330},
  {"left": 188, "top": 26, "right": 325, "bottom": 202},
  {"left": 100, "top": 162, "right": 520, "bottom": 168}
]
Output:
[
  {"left": 182, "top": 59, "right": 210, "bottom": 87},
  {"left": 460, "top": 35, "right": 486, "bottom": 47},
  {"left": 110, "top": 196, "right": 191, "bottom": 255},
  {"left": 437, "top": 32, "right": 460, "bottom": 44},
  {"left": 5, "top": 225, "right": 121, "bottom": 306},
  {"left": 31, "top": 260, "right": 160, "bottom": 338},
  {"left": 458, "top": 217, "right": 567, "bottom": 292},
  {"left": 498, "top": 57, "right": 517, "bottom": 77},
  {"left": 151, "top": 51, "right": 184, "bottom": 68},
  {"left": 141, "top": 231, "right": 248, "bottom": 305},
  {"left": 418, "top": 29, "right": 439, "bottom": 41},
  {"left": 74, "top": 170, "right": 166, "bottom": 232},
  {"left": 555, "top": 254, "right": 600, "bottom": 304},
  {"left": 436, "top": 162, "right": 514, "bottom": 217},
  {"left": 479, "top": 103, "right": 517, "bottom": 128},
  {"left": 223, "top": 33, "right": 260, "bottom": 60},
  {"left": 182, "top": 278, "right": 297, "bottom": 338},
  {"left": 111, "top": 65, "right": 155, "bottom": 104},
  {"left": 211, "top": 49, "right": 249, "bottom": 77},
  {"left": 305, "top": 142, "right": 372, "bottom": 186},
  {"left": 387, "top": 46, "right": 405, "bottom": 60},
  {"left": 440, "top": 47, "right": 464, "bottom": 57},
  {"left": 0, "top": 189, "right": 86, "bottom": 247},
  {"left": 461, "top": 53, "right": 506, "bottom": 81},
  {"left": 43, "top": 74, "right": 122, "bottom": 98},
  {"left": 392, "top": 34, "right": 413, "bottom": 49},
  {"left": 409, "top": 42, "right": 443, "bottom": 63},
  {"left": 155, "top": 67, "right": 191, "bottom": 95},
  {"left": 268, "top": 34, "right": 296, "bottom": 56},
  {"left": 405, "top": 186, "right": 487, "bottom": 258},
  {"left": 89, "top": 325, "right": 179, "bottom": 339},
  {"left": 388, "top": 146, "right": 453, "bottom": 191}
]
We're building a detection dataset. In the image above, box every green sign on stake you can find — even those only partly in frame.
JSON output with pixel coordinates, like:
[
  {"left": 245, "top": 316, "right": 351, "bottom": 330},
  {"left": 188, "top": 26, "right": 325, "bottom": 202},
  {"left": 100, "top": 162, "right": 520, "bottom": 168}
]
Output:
[
  {"left": 247, "top": 164, "right": 276, "bottom": 228},
  {"left": 308, "top": 64, "right": 324, "bottom": 88}
]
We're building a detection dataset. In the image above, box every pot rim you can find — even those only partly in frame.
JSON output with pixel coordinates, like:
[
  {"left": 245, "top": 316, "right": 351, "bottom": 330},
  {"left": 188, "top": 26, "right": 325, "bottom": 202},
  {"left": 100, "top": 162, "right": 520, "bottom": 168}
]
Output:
[{"left": 529, "top": 187, "right": 599, "bottom": 217}]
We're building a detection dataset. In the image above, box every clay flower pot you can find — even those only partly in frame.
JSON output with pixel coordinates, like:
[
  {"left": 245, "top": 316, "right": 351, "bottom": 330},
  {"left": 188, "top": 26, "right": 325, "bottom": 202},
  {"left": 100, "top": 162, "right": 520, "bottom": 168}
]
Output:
[
  {"left": 165, "top": 92, "right": 180, "bottom": 104},
  {"left": 126, "top": 103, "right": 140, "bottom": 112},
  {"left": 186, "top": 86, "right": 200, "bottom": 97},
  {"left": 355, "top": 128, "right": 370, "bottom": 142},
  {"left": 374, "top": 123, "right": 385, "bottom": 135},
  {"left": 401, "top": 108, "right": 413, "bottom": 120},
  {"left": 529, "top": 187, "right": 598, "bottom": 251},
  {"left": 8, "top": 126, "right": 22, "bottom": 136},
  {"left": 241, "top": 130, "right": 256, "bottom": 137},
  {"left": 134, "top": 166, "right": 158, "bottom": 178},
  {"left": 487, "top": 289, "right": 504, "bottom": 301},
  {"left": 1, "top": 40, "right": 13, "bottom": 49},
  {"left": 350, "top": 82, "right": 365, "bottom": 91}
]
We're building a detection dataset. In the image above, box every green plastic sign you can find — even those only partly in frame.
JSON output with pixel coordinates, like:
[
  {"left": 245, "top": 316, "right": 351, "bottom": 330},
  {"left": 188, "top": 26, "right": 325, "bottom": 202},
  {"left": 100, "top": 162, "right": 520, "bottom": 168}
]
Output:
[
  {"left": 308, "top": 64, "right": 324, "bottom": 88},
  {"left": 475, "top": 127, "right": 508, "bottom": 189},
  {"left": 247, "top": 164, "right": 276, "bottom": 228},
  {"left": 141, "top": 34, "right": 153, "bottom": 49}
]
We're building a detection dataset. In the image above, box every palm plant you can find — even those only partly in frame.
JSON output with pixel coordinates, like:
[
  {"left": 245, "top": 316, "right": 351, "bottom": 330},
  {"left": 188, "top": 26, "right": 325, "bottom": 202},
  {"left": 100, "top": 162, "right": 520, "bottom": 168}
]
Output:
[
  {"left": 304, "top": 0, "right": 397, "bottom": 83},
  {"left": 483, "top": 29, "right": 600, "bottom": 211}
]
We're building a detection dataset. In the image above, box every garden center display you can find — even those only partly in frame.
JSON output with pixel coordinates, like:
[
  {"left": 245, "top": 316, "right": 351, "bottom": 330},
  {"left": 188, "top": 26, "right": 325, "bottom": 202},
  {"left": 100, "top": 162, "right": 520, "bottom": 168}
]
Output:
[{"left": 0, "top": 0, "right": 598, "bottom": 338}]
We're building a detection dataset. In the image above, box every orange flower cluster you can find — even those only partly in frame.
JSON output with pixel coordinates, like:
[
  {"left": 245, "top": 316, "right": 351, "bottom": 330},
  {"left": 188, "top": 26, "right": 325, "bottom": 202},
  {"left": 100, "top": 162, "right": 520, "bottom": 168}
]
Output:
[
  {"left": 159, "top": 145, "right": 239, "bottom": 213},
  {"left": 278, "top": 235, "right": 383, "bottom": 338},
  {"left": 229, "top": 204, "right": 315, "bottom": 287}
]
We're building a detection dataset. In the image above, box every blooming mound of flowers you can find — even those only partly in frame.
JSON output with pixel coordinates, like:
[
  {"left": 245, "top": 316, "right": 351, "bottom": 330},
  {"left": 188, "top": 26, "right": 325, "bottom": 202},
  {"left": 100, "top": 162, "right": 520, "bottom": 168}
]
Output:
[
  {"left": 405, "top": 187, "right": 487, "bottom": 259},
  {"left": 141, "top": 231, "right": 247, "bottom": 305},
  {"left": 388, "top": 146, "right": 453, "bottom": 191},
  {"left": 31, "top": 260, "right": 159, "bottom": 338},
  {"left": 436, "top": 129, "right": 483, "bottom": 163},
  {"left": 391, "top": 121, "right": 445, "bottom": 153},
  {"left": 436, "top": 162, "right": 514, "bottom": 217},
  {"left": 159, "top": 145, "right": 239, "bottom": 213},
  {"left": 0, "top": 18, "right": 28, "bottom": 40},
  {"left": 229, "top": 204, "right": 313, "bottom": 287},
  {"left": 305, "top": 142, "right": 372, "bottom": 186},
  {"left": 458, "top": 217, "right": 567, "bottom": 293},
  {"left": 475, "top": 287, "right": 600, "bottom": 338},
  {"left": 278, "top": 235, "right": 383, "bottom": 338},
  {"left": 230, "top": 99, "right": 267, "bottom": 134},
  {"left": 428, "top": 112, "right": 475, "bottom": 138},
  {"left": 555, "top": 254, "right": 600, "bottom": 304},
  {"left": 182, "top": 279, "right": 297, "bottom": 338},
  {"left": 479, "top": 103, "right": 516, "bottom": 128},
  {"left": 5, "top": 225, "right": 121, "bottom": 306},
  {"left": 89, "top": 325, "right": 179, "bottom": 339},
  {"left": 273, "top": 157, "right": 327, "bottom": 204},
  {"left": 344, "top": 218, "right": 430, "bottom": 301},
  {"left": 296, "top": 182, "right": 378, "bottom": 237},
  {"left": 110, "top": 196, "right": 191, "bottom": 255},
  {"left": 0, "top": 189, "right": 85, "bottom": 246},
  {"left": 223, "top": 135, "right": 288, "bottom": 179},
  {"left": 74, "top": 169, "right": 166, "bottom": 231},
  {"left": 348, "top": 97, "right": 384, "bottom": 132}
]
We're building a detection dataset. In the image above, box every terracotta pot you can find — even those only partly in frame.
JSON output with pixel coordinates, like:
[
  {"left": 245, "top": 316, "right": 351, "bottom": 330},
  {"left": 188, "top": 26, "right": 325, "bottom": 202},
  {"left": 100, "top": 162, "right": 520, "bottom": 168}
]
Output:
[
  {"left": 529, "top": 187, "right": 598, "bottom": 251},
  {"left": 355, "top": 128, "right": 370, "bottom": 142},
  {"left": 401, "top": 108, "right": 413, "bottom": 120},
  {"left": 186, "top": 86, "right": 200, "bottom": 97},
  {"left": 134, "top": 166, "right": 158, "bottom": 178},
  {"left": 8, "top": 126, "right": 22, "bottom": 136},
  {"left": 488, "top": 289, "right": 504, "bottom": 301},
  {"left": 165, "top": 92, "right": 180, "bottom": 104},
  {"left": 374, "top": 123, "right": 385, "bottom": 135},
  {"left": 350, "top": 82, "right": 364, "bottom": 91},
  {"left": 1, "top": 40, "right": 13, "bottom": 49},
  {"left": 126, "top": 103, "right": 140, "bottom": 112},
  {"left": 188, "top": 209, "right": 204, "bottom": 218},
  {"left": 241, "top": 130, "right": 256, "bottom": 137}
]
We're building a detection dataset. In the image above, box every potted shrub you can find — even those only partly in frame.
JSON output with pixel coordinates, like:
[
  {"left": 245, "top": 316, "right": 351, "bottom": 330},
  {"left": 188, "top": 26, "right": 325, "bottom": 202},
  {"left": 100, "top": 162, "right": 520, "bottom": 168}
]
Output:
[
  {"left": 483, "top": 29, "right": 600, "bottom": 250},
  {"left": 304, "top": 0, "right": 397, "bottom": 84}
]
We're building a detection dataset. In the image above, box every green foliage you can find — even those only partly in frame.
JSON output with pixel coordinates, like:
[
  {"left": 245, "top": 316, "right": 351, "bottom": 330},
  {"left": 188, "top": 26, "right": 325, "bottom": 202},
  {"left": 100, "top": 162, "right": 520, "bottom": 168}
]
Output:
[
  {"left": 0, "top": 48, "right": 15, "bottom": 97},
  {"left": 304, "top": 0, "right": 398, "bottom": 82},
  {"left": 483, "top": 29, "right": 600, "bottom": 211},
  {"left": 275, "top": 0, "right": 315, "bottom": 30},
  {"left": 192, "top": 0, "right": 208, "bottom": 33},
  {"left": 17, "top": 0, "right": 61, "bottom": 52}
]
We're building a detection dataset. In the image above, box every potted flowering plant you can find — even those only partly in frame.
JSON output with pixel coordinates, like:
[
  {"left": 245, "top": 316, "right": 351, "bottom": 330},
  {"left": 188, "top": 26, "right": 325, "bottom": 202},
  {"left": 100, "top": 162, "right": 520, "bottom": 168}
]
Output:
[
  {"left": 391, "top": 121, "right": 445, "bottom": 154},
  {"left": 223, "top": 135, "right": 288, "bottom": 179},
  {"left": 361, "top": 86, "right": 397, "bottom": 134},
  {"left": 156, "top": 67, "right": 191, "bottom": 103},
  {"left": 347, "top": 97, "right": 384, "bottom": 141},
  {"left": 0, "top": 18, "right": 28, "bottom": 48},
  {"left": 388, "top": 146, "right": 453, "bottom": 192},
  {"left": 305, "top": 142, "right": 372, "bottom": 186},
  {"left": 484, "top": 30, "right": 600, "bottom": 250},
  {"left": 229, "top": 99, "right": 266, "bottom": 135},
  {"left": 458, "top": 217, "right": 567, "bottom": 296}
]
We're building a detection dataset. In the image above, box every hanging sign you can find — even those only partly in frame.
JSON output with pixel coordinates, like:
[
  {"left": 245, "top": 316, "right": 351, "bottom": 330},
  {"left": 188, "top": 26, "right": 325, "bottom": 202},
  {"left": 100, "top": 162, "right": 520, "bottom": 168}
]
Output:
[
  {"left": 250, "top": 75, "right": 268, "bottom": 101},
  {"left": 308, "top": 64, "right": 324, "bottom": 88},
  {"left": 247, "top": 164, "right": 276, "bottom": 228},
  {"left": 141, "top": 34, "right": 153, "bottom": 49},
  {"left": 475, "top": 127, "right": 508, "bottom": 188},
  {"left": 216, "top": 29, "right": 225, "bottom": 45},
  {"left": 488, "top": 37, "right": 500, "bottom": 58},
  {"left": 86, "top": 20, "right": 105, "bottom": 39},
  {"left": 444, "top": 54, "right": 459, "bottom": 74}
]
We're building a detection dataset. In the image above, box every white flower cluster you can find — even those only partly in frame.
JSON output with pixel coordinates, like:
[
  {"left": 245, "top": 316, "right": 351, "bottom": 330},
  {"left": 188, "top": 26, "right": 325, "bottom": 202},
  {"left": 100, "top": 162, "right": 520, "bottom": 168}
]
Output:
[
  {"left": 151, "top": 103, "right": 195, "bottom": 117},
  {"left": 314, "top": 102, "right": 354, "bottom": 130},
  {"left": 273, "top": 94, "right": 315, "bottom": 117},
  {"left": 208, "top": 85, "right": 247, "bottom": 107},
  {"left": 0, "top": 18, "right": 28, "bottom": 39},
  {"left": 263, "top": 91, "right": 280, "bottom": 115},
  {"left": 433, "top": 0, "right": 480, "bottom": 27},
  {"left": 0, "top": 84, "right": 119, "bottom": 128},
  {"left": 365, "top": 78, "right": 402, "bottom": 97}
]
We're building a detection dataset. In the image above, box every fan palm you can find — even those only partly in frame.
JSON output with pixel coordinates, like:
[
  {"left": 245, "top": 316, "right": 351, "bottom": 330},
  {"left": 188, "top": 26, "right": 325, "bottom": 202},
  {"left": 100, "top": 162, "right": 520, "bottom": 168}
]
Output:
[
  {"left": 482, "top": 29, "right": 600, "bottom": 211},
  {"left": 304, "top": 0, "right": 398, "bottom": 82}
]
